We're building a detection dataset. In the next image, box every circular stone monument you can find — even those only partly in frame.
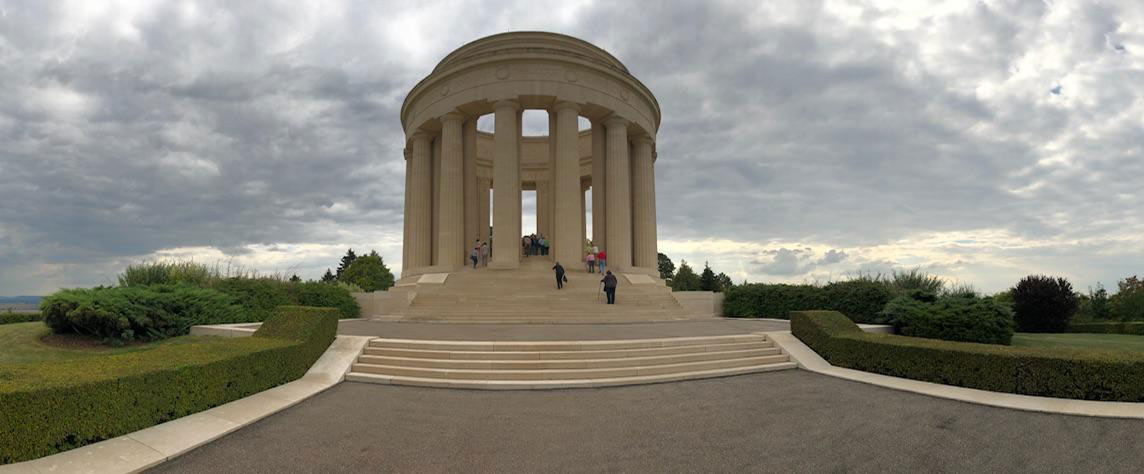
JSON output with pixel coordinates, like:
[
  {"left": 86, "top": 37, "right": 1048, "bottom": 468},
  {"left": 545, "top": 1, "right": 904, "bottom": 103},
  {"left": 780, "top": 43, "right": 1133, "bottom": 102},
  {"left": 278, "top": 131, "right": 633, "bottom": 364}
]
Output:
[{"left": 399, "top": 31, "right": 661, "bottom": 277}]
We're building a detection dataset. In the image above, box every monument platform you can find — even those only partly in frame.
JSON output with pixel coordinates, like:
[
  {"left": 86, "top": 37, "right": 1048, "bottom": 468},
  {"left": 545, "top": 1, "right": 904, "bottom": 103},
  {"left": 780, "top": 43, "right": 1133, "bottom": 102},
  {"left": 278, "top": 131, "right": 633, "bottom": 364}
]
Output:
[{"left": 374, "top": 257, "right": 705, "bottom": 323}]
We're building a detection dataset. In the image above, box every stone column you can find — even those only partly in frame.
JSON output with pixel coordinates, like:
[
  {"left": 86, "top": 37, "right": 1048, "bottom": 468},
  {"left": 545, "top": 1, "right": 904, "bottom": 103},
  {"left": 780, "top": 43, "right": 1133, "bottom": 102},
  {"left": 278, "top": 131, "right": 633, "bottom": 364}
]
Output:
[
  {"left": 631, "top": 136, "right": 657, "bottom": 271},
  {"left": 401, "top": 146, "right": 412, "bottom": 273},
  {"left": 581, "top": 180, "right": 588, "bottom": 251},
  {"left": 604, "top": 116, "right": 631, "bottom": 272},
  {"left": 536, "top": 180, "right": 551, "bottom": 239},
  {"left": 546, "top": 109, "right": 558, "bottom": 253},
  {"left": 490, "top": 100, "right": 521, "bottom": 268},
  {"left": 408, "top": 131, "right": 433, "bottom": 269},
  {"left": 552, "top": 101, "right": 582, "bottom": 268},
  {"left": 590, "top": 119, "right": 606, "bottom": 252},
  {"left": 477, "top": 177, "right": 491, "bottom": 244},
  {"left": 435, "top": 113, "right": 465, "bottom": 270},
  {"left": 462, "top": 117, "right": 478, "bottom": 255},
  {"left": 431, "top": 135, "right": 441, "bottom": 265}
]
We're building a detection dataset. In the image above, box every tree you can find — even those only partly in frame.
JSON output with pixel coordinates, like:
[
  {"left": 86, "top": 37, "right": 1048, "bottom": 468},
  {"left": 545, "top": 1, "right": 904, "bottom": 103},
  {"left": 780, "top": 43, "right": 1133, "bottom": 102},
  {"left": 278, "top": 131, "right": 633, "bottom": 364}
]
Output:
[
  {"left": 657, "top": 252, "right": 675, "bottom": 280},
  {"left": 715, "top": 272, "right": 734, "bottom": 292},
  {"left": 335, "top": 248, "right": 357, "bottom": 279},
  {"left": 289, "top": 274, "right": 301, "bottom": 283},
  {"left": 670, "top": 260, "right": 701, "bottom": 291},
  {"left": 1111, "top": 276, "right": 1144, "bottom": 321},
  {"left": 340, "top": 253, "right": 395, "bottom": 292},
  {"left": 1012, "top": 275, "right": 1078, "bottom": 333},
  {"left": 699, "top": 261, "right": 717, "bottom": 291},
  {"left": 320, "top": 269, "right": 336, "bottom": 283}
]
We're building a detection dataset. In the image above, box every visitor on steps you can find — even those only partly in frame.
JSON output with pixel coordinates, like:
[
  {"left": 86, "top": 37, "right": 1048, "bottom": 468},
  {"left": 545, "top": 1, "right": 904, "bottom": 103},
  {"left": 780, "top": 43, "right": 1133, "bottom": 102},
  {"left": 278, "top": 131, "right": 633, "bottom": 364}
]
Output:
[
  {"left": 541, "top": 237, "right": 549, "bottom": 256},
  {"left": 531, "top": 234, "right": 540, "bottom": 256},
  {"left": 591, "top": 246, "right": 599, "bottom": 271},
  {"left": 585, "top": 250, "right": 596, "bottom": 273},
  {"left": 552, "top": 261, "right": 567, "bottom": 289},
  {"left": 601, "top": 271, "right": 617, "bottom": 304},
  {"left": 470, "top": 246, "right": 479, "bottom": 269},
  {"left": 596, "top": 249, "right": 606, "bottom": 273},
  {"left": 480, "top": 241, "right": 489, "bottom": 267},
  {"left": 522, "top": 236, "right": 531, "bottom": 257}
]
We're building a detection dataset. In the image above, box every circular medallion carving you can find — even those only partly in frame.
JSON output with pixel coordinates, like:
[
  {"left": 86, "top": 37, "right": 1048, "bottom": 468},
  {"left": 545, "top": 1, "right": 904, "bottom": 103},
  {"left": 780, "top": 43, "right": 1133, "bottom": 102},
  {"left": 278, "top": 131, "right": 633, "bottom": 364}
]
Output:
[
  {"left": 495, "top": 66, "right": 510, "bottom": 80},
  {"left": 564, "top": 69, "right": 579, "bottom": 82},
  {"left": 620, "top": 88, "right": 631, "bottom": 101},
  {"left": 439, "top": 82, "right": 450, "bottom": 96}
]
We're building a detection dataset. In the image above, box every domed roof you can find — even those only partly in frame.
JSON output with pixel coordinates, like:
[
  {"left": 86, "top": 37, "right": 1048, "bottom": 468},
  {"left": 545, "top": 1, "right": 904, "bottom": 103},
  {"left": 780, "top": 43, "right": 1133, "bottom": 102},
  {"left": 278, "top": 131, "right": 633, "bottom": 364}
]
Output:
[{"left": 432, "top": 31, "right": 630, "bottom": 75}]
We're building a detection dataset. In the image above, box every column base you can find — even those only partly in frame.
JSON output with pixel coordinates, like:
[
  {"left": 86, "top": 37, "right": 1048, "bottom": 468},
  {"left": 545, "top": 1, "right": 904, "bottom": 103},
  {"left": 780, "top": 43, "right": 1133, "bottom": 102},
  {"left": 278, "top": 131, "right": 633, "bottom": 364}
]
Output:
[
  {"left": 400, "top": 264, "right": 459, "bottom": 279},
  {"left": 487, "top": 260, "right": 521, "bottom": 270}
]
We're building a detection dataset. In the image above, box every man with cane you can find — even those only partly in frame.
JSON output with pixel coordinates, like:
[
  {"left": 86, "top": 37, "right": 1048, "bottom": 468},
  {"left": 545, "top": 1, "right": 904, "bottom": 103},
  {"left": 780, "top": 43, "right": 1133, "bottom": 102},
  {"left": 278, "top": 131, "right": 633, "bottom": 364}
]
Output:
[{"left": 600, "top": 271, "right": 618, "bottom": 305}]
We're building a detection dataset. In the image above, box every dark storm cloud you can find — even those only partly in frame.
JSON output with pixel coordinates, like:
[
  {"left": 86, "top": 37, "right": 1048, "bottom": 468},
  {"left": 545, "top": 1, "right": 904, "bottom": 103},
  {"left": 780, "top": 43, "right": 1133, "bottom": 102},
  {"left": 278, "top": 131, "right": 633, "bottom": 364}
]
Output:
[{"left": 1, "top": 0, "right": 1142, "bottom": 294}]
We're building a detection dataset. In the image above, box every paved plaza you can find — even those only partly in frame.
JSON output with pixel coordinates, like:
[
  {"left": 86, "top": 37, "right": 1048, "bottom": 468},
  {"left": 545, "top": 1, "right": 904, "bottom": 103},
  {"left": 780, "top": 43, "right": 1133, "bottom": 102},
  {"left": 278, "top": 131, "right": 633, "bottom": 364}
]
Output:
[{"left": 151, "top": 370, "right": 1144, "bottom": 473}]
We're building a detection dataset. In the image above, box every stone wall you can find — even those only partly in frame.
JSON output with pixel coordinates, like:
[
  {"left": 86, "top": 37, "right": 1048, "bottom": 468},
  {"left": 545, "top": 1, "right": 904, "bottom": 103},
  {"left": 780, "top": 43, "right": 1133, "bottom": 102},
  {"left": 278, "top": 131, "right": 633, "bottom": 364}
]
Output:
[
  {"left": 352, "top": 291, "right": 412, "bottom": 317},
  {"left": 671, "top": 291, "right": 725, "bottom": 318}
]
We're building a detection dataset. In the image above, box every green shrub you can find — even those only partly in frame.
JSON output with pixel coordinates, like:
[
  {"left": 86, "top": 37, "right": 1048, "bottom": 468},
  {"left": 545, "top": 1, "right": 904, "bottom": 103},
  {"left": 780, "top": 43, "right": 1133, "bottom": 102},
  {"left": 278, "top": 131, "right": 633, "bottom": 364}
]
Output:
[
  {"left": 211, "top": 278, "right": 292, "bottom": 322},
  {"left": 887, "top": 268, "right": 945, "bottom": 294},
  {"left": 1067, "top": 321, "right": 1144, "bottom": 336},
  {"left": 0, "top": 306, "right": 337, "bottom": 465},
  {"left": 335, "top": 280, "right": 364, "bottom": 293},
  {"left": 820, "top": 280, "right": 893, "bottom": 323},
  {"left": 722, "top": 280, "right": 890, "bottom": 323},
  {"left": 1012, "top": 275, "right": 1078, "bottom": 333},
  {"left": 791, "top": 311, "right": 1144, "bottom": 401},
  {"left": 879, "top": 295, "right": 1014, "bottom": 345},
  {"left": 292, "top": 282, "right": 360, "bottom": 319},
  {"left": 40, "top": 285, "right": 243, "bottom": 344},
  {"left": 722, "top": 284, "right": 824, "bottom": 318},
  {"left": 0, "top": 310, "right": 41, "bottom": 325},
  {"left": 118, "top": 261, "right": 220, "bottom": 287}
]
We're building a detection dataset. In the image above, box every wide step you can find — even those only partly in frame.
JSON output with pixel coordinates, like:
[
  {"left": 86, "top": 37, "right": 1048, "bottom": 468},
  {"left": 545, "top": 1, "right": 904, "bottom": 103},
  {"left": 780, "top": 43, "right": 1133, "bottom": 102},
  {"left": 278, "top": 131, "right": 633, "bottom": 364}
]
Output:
[{"left": 346, "top": 334, "right": 794, "bottom": 390}]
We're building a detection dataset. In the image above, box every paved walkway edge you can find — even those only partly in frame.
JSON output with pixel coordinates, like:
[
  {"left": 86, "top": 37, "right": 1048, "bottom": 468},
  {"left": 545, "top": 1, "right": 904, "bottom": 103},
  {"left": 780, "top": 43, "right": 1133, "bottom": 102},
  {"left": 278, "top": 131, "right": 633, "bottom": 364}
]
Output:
[
  {"left": 763, "top": 330, "right": 1144, "bottom": 419},
  {"left": 1, "top": 335, "right": 372, "bottom": 474}
]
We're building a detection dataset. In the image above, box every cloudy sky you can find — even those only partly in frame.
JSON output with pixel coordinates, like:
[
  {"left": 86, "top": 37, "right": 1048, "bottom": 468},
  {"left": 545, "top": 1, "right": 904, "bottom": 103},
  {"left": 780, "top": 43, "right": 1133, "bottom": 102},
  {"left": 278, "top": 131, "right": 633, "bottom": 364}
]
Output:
[{"left": 1, "top": 0, "right": 1142, "bottom": 295}]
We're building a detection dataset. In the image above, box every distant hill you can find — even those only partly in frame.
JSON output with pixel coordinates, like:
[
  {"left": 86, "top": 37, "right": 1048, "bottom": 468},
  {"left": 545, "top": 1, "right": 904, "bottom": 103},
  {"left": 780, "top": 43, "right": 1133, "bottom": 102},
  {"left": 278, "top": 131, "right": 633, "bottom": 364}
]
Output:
[{"left": 0, "top": 296, "right": 42, "bottom": 305}]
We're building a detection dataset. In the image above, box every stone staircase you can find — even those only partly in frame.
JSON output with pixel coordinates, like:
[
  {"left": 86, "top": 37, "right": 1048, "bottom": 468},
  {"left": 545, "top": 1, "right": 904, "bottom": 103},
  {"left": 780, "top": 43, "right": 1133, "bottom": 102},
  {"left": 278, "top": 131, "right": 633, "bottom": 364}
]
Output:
[
  {"left": 394, "top": 257, "right": 696, "bottom": 322},
  {"left": 345, "top": 333, "right": 796, "bottom": 389}
]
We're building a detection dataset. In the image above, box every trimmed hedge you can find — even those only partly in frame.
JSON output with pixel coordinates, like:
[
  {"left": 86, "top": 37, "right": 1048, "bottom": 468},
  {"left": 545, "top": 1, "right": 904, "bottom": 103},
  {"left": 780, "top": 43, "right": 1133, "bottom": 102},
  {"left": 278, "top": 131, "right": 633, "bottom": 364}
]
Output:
[
  {"left": 212, "top": 279, "right": 361, "bottom": 322},
  {"left": 0, "top": 306, "right": 338, "bottom": 464},
  {"left": 292, "top": 282, "right": 360, "bottom": 320},
  {"left": 41, "top": 285, "right": 244, "bottom": 343},
  {"left": 1068, "top": 322, "right": 1144, "bottom": 336},
  {"left": 791, "top": 310, "right": 1144, "bottom": 401},
  {"left": 723, "top": 281, "right": 891, "bottom": 323},
  {"left": 0, "top": 311, "right": 41, "bottom": 325}
]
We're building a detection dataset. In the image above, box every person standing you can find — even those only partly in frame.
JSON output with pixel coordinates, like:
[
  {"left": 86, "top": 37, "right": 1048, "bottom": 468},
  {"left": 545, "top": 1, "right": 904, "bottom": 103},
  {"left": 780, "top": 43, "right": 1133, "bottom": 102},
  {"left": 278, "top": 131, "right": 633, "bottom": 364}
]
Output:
[
  {"left": 585, "top": 250, "right": 596, "bottom": 273},
  {"left": 601, "top": 271, "right": 618, "bottom": 304},
  {"left": 552, "top": 261, "right": 567, "bottom": 289},
  {"left": 470, "top": 246, "right": 479, "bottom": 269},
  {"left": 591, "top": 246, "right": 600, "bottom": 272},
  {"left": 523, "top": 235, "right": 531, "bottom": 257},
  {"left": 480, "top": 241, "right": 489, "bottom": 267},
  {"left": 596, "top": 249, "right": 606, "bottom": 274}
]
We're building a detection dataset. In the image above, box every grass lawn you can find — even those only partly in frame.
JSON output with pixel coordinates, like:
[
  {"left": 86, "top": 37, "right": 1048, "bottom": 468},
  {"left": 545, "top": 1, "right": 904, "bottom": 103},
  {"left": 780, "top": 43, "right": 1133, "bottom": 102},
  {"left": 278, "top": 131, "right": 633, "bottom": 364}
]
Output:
[
  {"left": 1012, "top": 332, "right": 1144, "bottom": 353},
  {"left": 0, "top": 322, "right": 211, "bottom": 365}
]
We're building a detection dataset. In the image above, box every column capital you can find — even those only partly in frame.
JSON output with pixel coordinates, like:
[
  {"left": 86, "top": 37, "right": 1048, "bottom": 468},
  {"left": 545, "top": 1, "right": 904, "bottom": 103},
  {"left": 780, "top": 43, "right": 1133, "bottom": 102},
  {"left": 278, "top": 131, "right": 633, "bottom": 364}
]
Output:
[
  {"left": 492, "top": 99, "right": 521, "bottom": 111},
  {"left": 411, "top": 130, "right": 433, "bottom": 141},
  {"left": 440, "top": 112, "right": 465, "bottom": 124},
  {"left": 631, "top": 135, "right": 653, "bottom": 146},
  {"left": 602, "top": 115, "right": 628, "bottom": 128},
  {"left": 552, "top": 101, "right": 581, "bottom": 114}
]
